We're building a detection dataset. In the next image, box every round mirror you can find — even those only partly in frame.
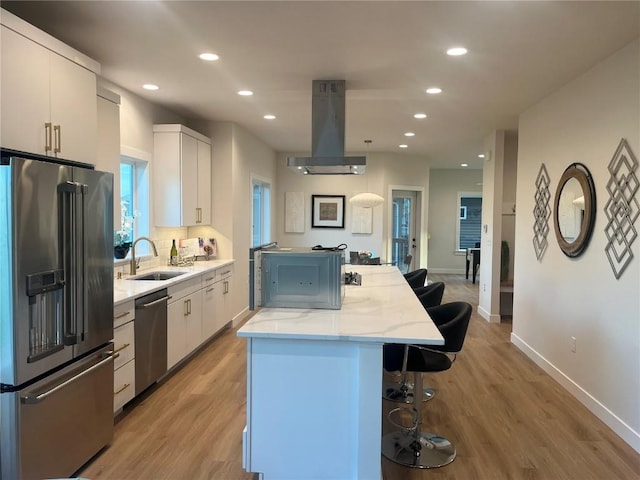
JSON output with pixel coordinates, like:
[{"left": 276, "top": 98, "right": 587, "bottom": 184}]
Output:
[{"left": 553, "top": 163, "right": 596, "bottom": 257}]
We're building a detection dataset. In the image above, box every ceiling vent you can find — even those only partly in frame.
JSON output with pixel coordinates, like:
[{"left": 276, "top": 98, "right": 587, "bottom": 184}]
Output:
[{"left": 287, "top": 80, "right": 365, "bottom": 175}]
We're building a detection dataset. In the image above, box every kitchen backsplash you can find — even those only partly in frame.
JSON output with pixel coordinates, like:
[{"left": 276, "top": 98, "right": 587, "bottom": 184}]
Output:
[{"left": 113, "top": 234, "right": 218, "bottom": 279}]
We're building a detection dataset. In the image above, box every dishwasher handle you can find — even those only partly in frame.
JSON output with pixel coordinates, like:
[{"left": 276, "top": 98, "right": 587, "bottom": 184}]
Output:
[{"left": 137, "top": 295, "right": 171, "bottom": 309}]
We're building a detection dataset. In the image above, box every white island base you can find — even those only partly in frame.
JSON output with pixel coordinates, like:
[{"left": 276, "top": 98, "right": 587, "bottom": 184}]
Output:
[
  {"left": 243, "top": 337, "right": 383, "bottom": 479},
  {"left": 239, "top": 266, "right": 443, "bottom": 480}
]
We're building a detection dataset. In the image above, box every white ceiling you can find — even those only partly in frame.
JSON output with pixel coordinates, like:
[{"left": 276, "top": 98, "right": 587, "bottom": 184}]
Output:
[{"left": 3, "top": 1, "right": 639, "bottom": 169}]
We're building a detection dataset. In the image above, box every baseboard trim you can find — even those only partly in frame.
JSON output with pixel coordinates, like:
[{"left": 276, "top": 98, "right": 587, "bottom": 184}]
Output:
[
  {"left": 477, "top": 305, "right": 500, "bottom": 323},
  {"left": 232, "top": 306, "right": 251, "bottom": 328},
  {"left": 511, "top": 332, "right": 640, "bottom": 454},
  {"left": 427, "top": 268, "right": 466, "bottom": 275}
]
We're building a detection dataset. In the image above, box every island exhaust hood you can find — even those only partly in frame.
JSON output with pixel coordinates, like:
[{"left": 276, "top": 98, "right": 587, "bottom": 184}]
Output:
[{"left": 287, "top": 80, "right": 365, "bottom": 175}]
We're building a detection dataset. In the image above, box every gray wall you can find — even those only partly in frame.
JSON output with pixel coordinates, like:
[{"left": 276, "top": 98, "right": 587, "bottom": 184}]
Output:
[{"left": 427, "top": 169, "right": 483, "bottom": 273}]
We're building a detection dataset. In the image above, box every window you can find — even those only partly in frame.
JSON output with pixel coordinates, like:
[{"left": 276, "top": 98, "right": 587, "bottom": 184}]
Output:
[
  {"left": 456, "top": 194, "right": 482, "bottom": 251},
  {"left": 119, "top": 155, "right": 150, "bottom": 252},
  {"left": 252, "top": 177, "right": 271, "bottom": 246}
]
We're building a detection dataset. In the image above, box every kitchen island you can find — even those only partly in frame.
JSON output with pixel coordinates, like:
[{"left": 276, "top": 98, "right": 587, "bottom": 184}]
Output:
[{"left": 238, "top": 265, "right": 444, "bottom": 480}]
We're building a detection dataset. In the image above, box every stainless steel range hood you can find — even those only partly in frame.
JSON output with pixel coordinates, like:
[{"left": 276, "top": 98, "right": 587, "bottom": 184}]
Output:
[{"left": 287, "top": 80, "right": 365, "bottom": 175}]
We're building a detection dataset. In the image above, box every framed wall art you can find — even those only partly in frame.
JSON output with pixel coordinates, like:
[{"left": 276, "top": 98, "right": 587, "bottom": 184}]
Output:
[{"left": 312, "top": 195, "right": 345, "bottom": 228}]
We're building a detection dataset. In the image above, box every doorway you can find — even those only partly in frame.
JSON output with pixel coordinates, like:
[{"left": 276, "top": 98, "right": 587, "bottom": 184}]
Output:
[{"left": 389, "top": 189, "right": 422, "bottom": 273}]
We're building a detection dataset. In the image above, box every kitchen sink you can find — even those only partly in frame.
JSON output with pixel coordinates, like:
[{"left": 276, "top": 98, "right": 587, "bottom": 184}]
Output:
[{"left": 130, "top": 271, "right": 187, "bottom": 281}]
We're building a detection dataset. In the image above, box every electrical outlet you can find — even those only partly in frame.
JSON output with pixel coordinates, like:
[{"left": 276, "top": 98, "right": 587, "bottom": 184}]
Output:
[
  {"left": 483, "top": 283, "right": 486, "bottom": 292},
  {"left": 570, "top": 336, "right": 577, "bottom": 353}
]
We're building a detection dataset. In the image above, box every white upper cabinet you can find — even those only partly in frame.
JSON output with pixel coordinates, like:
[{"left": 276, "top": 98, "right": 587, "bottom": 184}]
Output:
[
  {"left": 1, "top": 18, "right": 98, "bottom": 163},
  {"left": 197, "top": 140, "right": 212, "bottom": 225},
  {"left": 153, "top": 124, "right": 212, "bottom": 227}
]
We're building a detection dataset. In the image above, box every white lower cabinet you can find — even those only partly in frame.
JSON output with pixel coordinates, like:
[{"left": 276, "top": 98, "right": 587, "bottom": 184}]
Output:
[
  {"left": 201, "top": 280, "right": 218, "bottom": 340},
  {"left": 167, "top": 277, "right": 203, "bottom": 370},
  {"left": 218, "top": 266, "right": 234, "bottom": 330},
  {"left": 113, "top": 301, "right": 135, "bottom": 414},
  {"left": 113, "top": 360, "right": 135, "bottom": 414},
  {"left": 202, "top": 266, "right": 233, "bottom": 341}
]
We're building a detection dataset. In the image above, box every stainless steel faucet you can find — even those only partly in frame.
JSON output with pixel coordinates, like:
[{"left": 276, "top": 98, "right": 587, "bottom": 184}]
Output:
[{"left": 130, "top": 236, "right": 158, "bottom": 275}]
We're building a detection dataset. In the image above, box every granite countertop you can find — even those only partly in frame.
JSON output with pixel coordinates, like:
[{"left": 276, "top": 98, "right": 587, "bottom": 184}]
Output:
[
  {"left": 238, "top": 265, "right": 444, "bottom": 345},
  {"left": 113, "top": 259, "right": 234, "bottom": 306}
]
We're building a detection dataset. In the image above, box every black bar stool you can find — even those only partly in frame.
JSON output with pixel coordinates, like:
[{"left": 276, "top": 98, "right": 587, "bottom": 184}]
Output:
[
  {"left": 382, "top": 301, "right": 472, "bottom": 469},
  {"left": 383, "top": 282, "right": 445, "bottom": 404}
]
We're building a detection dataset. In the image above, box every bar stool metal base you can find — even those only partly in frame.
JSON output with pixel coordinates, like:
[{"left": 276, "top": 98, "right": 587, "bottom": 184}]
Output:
[
  {"left": 382, "top": 382, "right": 435, "bottom": 403},
  {"left": 381, "top": 430, "right": 456, "bottom": 469}
]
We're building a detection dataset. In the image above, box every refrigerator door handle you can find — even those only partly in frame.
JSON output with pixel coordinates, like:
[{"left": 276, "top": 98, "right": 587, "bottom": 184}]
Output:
[
  {"left": 20, "top": 351, "right": 113, "bottom": 405},
  {"left": 58, "top": 181, "right": 88, "bottom": 345}
]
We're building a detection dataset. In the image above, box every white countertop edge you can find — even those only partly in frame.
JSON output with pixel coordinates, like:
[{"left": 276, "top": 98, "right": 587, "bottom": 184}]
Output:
[
  {"left": 237, "top": 330, "right": 444, "bottom": 345},
  {"left": 113, "top": 259, "right": 235, "bottom": 306}
]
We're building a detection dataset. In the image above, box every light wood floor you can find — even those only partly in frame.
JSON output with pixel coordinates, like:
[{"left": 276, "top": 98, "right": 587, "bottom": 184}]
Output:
[{"left": 79, "top": 273, "right": 640, "bottom": 480}]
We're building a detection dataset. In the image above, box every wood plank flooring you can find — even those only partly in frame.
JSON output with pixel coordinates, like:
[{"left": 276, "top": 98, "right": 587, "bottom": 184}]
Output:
[{"left": 79, "top": 273, "right": 640, "bottom": 480}]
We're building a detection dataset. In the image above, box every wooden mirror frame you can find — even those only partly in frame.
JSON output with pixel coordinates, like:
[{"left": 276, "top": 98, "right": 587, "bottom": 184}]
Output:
[{"left": 553, "top": 163, "right": 596, "bottom": 257}]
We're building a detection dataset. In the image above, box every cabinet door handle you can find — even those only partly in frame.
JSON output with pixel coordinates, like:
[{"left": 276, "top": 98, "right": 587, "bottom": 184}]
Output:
[
  {"left": 224, "top": 280, "right": 229, "bottom": 294},
  {"left": 114, "top": 311, "right": 131, "bottom": 320},
  {"left": 183, "top": 299, "right": 189, "bottom": 316},
  {"left": 53, "top": 125, "right": 61, "bottom": 154},
  {"left": 114, "top": 383, "right": 131, "bottom": 396},
  {"left": 188, "top": 298, "right": 192, "bottom": 315},
  {"left": 44, "top": 122, "right": 52, "bottom": 152}
]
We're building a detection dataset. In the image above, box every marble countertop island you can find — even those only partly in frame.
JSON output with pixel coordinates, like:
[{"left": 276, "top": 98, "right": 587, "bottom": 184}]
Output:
[
  {"left": 238, "top": 264, "right": 444, "bottom": 345},
  {"left": 239, "top": 265, "right": 444, "bottom": 480}
]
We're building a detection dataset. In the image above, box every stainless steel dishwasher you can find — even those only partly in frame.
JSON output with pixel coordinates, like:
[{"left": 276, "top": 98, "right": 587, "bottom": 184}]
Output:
[{"left": 135, "top": 289, "right": 169, "bottom": 395}]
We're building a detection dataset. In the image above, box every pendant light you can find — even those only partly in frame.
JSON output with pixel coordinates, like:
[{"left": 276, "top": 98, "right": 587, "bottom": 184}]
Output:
[{"left": 349, "top": 140, "right": 384, "bottom": 208}]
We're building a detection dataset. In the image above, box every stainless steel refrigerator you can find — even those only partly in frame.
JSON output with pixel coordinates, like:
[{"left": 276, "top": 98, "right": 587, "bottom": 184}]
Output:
[{"left": 0, "top": 149, "right": 115, "bottom": 480}]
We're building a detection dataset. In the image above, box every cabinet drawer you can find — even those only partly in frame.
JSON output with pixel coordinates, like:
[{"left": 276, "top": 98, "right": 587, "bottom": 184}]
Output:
[
  {"left": 113, "top": 321, "right": 135, "bottom": 370},
  {"left": 114, "top": 360, "right": 135, "bottom": 413},
  {"left": 168, "top": 276, "right": 202, "bottom": 301},
  {"left": 215, "top": 265, "right": 233, "bottom": 282},
  {"left": 201, "top": 270, "right": 217, "bottom": 288},
  {"left": 114, "top": 300, "right": 135, "bottom": 328}
]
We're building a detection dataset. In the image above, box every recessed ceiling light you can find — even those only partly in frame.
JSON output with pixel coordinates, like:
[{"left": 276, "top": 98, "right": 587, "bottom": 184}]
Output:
[
  {"left": 399, "top": 144, "right": 408, "bottom": 149},
  {"left": 478, "top": 154, "right": 485, "bottom": 158},
  {"left": 263, "top": 114, "right": 276, "bottom": 120},
  {"left": 238, "top": 90, "right": 253, "bottom": 96},
  {"left": 143, "top": 84, "right": 159, "bottom": 91},
  {"left": 414, "top": 113, "right": 427, "bottom": 119},
  {"left": 461, "top": 163, "right": 469, "bottom": 167},
  {"left": 404, "top": 132, "right": 415, "bottom": 137},
  {"left": 199, "top": 52, "right": 219, "bottom": 61},
  {"left": 426, "top": 87, "right": 442, "bottom": 95},
  {"left": 447, "top": 47, "right": 468, "bottom": 56}
]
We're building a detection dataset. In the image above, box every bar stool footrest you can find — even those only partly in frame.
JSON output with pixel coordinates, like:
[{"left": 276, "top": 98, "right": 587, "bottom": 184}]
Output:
[
  {"left": 381, "top": 430, "right": 456, "bottom": 469},
  {"left": 382, "top": 382, "right": 435, "bottom": 403}
]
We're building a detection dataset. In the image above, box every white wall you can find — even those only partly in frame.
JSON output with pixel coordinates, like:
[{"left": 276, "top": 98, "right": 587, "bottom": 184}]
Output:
[
  {"left": 97, "top": 78, "right": 192, "bottom": 259},
  {"left": 192, "top": 122, "right": 277, "bottom": 325},
  {"left": 427, "top": 169, "right": 483, "bottom": 273},
  {"left": 501, "top": 133, "right": 518, "bottom": 283},
  {"left": 512, "top": 39, "right": 640, "bottom": 452},
  {"left": 275, "top": 152, "right": 430, "bottom": 266}
]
